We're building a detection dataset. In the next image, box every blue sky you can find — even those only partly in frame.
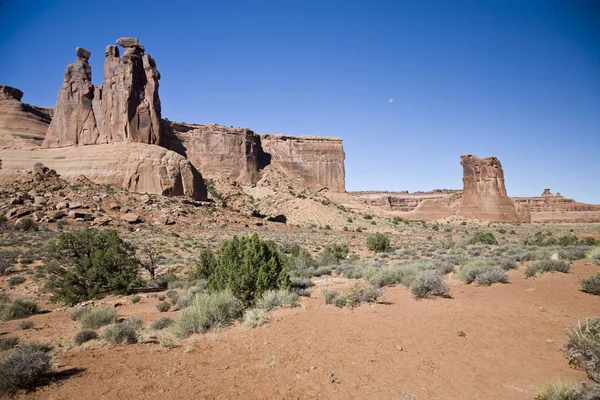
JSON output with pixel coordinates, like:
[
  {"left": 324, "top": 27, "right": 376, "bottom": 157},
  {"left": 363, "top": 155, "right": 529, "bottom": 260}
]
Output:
[{"left": 1, "top": 0, "right": 599, "bottom": 202}]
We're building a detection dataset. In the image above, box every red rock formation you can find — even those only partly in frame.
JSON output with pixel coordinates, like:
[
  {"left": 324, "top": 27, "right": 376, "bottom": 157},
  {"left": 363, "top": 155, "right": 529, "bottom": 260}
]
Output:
[
  {"left": 0, "top": 85, "right": 52, "bottom": 148},
  {"left": 163, "top": 122, "right": 260, "bottom": 184},
  {"left": 457, "top": 155, "right": 530, "bottom": 222},
  {"left": 43, "top": 48, "right": 101, "bottom": 148},
  {"left": 259, "top": 134, "right": 345, "bottom": 192},
  {"left": 98, "top": 38, "right": 162, "bottom": 144}
]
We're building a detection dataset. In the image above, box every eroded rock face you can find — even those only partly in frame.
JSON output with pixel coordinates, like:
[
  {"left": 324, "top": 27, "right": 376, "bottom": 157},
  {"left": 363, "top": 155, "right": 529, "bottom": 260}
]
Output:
[
  {"left": 0, "top": 85, "right": 52, "bottom": 148},
  {"left": 163, "top": 122, "right": 260, "bottom": 184},
  {"left": 259, "top": 134, "right": 345, "bottom": 192},
  {"left": 457, "top": 155, "right": 530, "bottom": 222},
  {"left": 0, "top": 143, "right": 206, "bottom": 200},
  {"left": 43, "top": 48, "right": 100, "bottom": 148}
]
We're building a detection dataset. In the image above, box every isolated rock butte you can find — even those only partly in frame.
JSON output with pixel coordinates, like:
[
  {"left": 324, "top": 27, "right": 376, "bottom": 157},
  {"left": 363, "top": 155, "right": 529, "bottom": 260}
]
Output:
[
  {"left": 457, "top": 154, "right": 530, "bottom": 222},
  {"left": 259, "top": 134, "right": 346, "bottom": 192},
  {"left": 0, "top": 85, "right": 52, "bottom": 148},
  {"left": 43, "top": 39, "right": 162, "bottom": 148},
  {"left": 0, "top": 143, "right": 206, "bottom": 200}
]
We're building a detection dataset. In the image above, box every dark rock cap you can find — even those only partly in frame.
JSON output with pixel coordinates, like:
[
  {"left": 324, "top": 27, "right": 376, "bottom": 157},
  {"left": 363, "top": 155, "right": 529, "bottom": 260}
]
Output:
[
  {"left": 0, "top": 85, "right": 24, "bottom": 101},
  {"left": 76, "top": 47, "right": 91, "bottom": 61},
  {"left": 116, "top": 37, "right": 139, "bottom": 47}
]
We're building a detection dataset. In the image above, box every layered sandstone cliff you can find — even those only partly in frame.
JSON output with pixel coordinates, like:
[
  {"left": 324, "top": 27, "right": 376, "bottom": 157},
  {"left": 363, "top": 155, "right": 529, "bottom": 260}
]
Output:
[
  {"left": 0, "top": 143, "right": 205, "bottom": 199},
  {"left": 259, "top": 134, "right": 345, "bottom": 192},
  {"left": 0, "top": 85, "right": 52, "bottom": 148},
  {"left": 163, "top": 122, "right": 260, "bottom": 184}
]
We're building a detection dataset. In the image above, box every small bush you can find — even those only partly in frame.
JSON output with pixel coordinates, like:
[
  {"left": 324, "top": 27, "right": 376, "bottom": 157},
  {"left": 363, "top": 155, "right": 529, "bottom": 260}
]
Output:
[
  {"left": 171, "top": 290, "right": 243, "bottom": 338},
  {"left": 256, "top": 290, "right": 299, "bottom": 311},
  {"left": 0, "top": 337, "right": 18, "bottom": 351},
  {"left": 8, "top": 276, "right": 25, "bottom": 288},
  {"left": 80, "top": 308, "right": 117, "bottom": 330},
  {"left": 567, "top": 318, "right": 600, "bottom": 383},
  {"left": 130, "top": 294, "right": 141, "bottom": 304},
  {"left": 366, "top": 234, "right": 391, "bottom": 252},
  {"left": 525, "top": 260, "right": 571, "bottom": 278},
  {"left": 166, "top": 289, "right": 179, "bottom": 302},
  {"left": 323, "top": 290, "right": 338, "bottom": 305},
  {"left": 0, "top": 345, "right": 51, "bottom": 395},
  {"left": 581, "top": 274, "right": 600, "bottom": 296},
  {"left": 410, "top": 271, "right": 449, "bottom": 299},
  {"left": 536, "top": 380, "right": 578, "bottom": 400},
  {"left": 333, "top": 294, "right": 348, "bottom": 308},
  {"left": 19, "top": 320, "right": 34, "bottom": 330},
  {"left": 149, "top": 317, "right": 174, "bottom": 330},
  {"left": 14, "top": 218, "right": 37, "bottom": 232},
  {"left": 69, "top": 307, "right": 90, "bottom": 321},
  {"left": 102, "top": 319, "right": 140, "bottom": 344},
  {"left": 242, "top": 309, "right": 269, "bottom": 328},
  {"left": 157, "top": 294, "right": 166, "bottom": 301},
  {"left": 475, "top": 269, "right": 509, "bottom": 286},
  {"left": 588, "top": 248, "right": 600, "bottom": 265},
  {"left": 156, "top": 301, "right": 171, "bottom": 312},
  {"left": 1, "top": 299, "right": 39, "bottom": 321},
  {"left": 469, "top": 231, "right": 498, "bottom": 245},
  {"left": 74, "top": 329, "right": 98, "bottom": 345},
  {"left": 344, "top": 284, "right": 382, "bottom": 307}
]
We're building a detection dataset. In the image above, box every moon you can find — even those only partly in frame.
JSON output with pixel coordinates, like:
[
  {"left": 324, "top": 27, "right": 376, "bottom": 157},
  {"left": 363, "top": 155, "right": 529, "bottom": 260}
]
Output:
[{"left": 389, "top": 98, "right": 394, "bottom": 103}]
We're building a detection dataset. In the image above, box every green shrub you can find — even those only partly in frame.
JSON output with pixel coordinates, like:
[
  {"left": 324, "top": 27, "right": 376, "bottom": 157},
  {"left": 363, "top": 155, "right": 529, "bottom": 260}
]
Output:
[
  {"left": 410, "top": 271, "right": 449, "bottom": 299},
  {"left": 536, "top": 380, "right": 578, "bottom": 400},
  {"left": 475, "top": 269, "right": 509, "bottom": 286},
  {"left": 14, "top": 218, "right": 37, "bottom": 232},
  {"left": 74, "top": 329, "right": 98, "bottom": 345},
  {"left": 0, "top": 345, "right": 51, "bottom": 395},
  {"left": 366, "top": 234, "right": 391, "bottom": 252},
  {"left": 157, "top": 294, "right": 166, "bottom": 301},
  {"left": 242, "top": 309, "right": 268, "bottom": 328},
  {"left": 102, "top": 320, "right": 139, "bottom": 344},
  {"left": 286, "top": 245, "right": 317, "bottom": 276},
  {"left": 19, "top": 320, "right": 34, "bottom": 330},
  {"left": 469, "top": 231, "right": 498, "bottom": 245},
  {"left": 256, "top": 290, "right": 299, "bottom": 311},
  {"left": 588, "top": 248, "right": 600, "bottom": 265},
  {"left": 8, "top": 276, "right": 25, "bottom": 288},
  {"left": 367, "top": 264, "right": 419, "bottom": 288},
  {"left": 130, "top": 294, "right": 141, "bottom": 304},
  {"left": 525, "top": 260, "right": 571, "bottom": 278},
  {"left": 149, "top": 317, "right": 174, "bottom": 330},
  {"left": 69, "top": 307, "right": 90, "bottom": 321},
  {"left": 44, "top": 229, "right": 142, "bottom": 305},
  {"left": 190, "top": 248, "right": 217, "bottom": 280},
  {"left": 207, "top": 234, "right": 290, "bottom": 306},
  {"left": 0, "top": 337, "right": 19, "bottom": 351},
  {"left": 566, "top": 317, "right": 600, "bottom": 383},
  {"left": 344, "top": 284, "right": 382, "bottom": 307},
  {"left": 0, "top": 299, "right": 39, "bottom": 321},
  {"left": 581, "top": 274, "right": 600, "bottom": 296},
  {"left": 319, "top": 244, "right": 349, "bottom": 265},
  {"left": 171, "top": 290, "right": 243, "bottom": 338},
  {"left": 80, "top": 308, "right": 117, "bottom": 330},
  {"left": 156, "top": 301, "right": 171, "bottom": 312}
]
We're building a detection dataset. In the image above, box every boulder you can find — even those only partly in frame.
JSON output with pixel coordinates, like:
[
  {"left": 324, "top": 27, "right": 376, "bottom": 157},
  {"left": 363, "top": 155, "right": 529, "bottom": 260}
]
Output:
[{"left": 121, "top": 213, "right": 141, "bottom": 224}]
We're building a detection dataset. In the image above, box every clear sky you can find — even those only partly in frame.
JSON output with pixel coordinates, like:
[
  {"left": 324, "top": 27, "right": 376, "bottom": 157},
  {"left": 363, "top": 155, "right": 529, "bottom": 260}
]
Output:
[{"left": 1, "top": 0, "right": 599, "bottom": 203}]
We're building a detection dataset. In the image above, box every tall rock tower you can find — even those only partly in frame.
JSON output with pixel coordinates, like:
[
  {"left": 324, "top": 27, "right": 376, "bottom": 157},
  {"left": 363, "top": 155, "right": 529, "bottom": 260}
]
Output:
[{"left": 457, "top": 154, "right": 530, "bottom": 222}]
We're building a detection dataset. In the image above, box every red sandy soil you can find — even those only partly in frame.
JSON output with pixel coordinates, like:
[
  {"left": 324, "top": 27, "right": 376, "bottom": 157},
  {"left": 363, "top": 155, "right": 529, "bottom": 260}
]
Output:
[{"left": 3, "top": 260, "right": 600, "bottom": 399}]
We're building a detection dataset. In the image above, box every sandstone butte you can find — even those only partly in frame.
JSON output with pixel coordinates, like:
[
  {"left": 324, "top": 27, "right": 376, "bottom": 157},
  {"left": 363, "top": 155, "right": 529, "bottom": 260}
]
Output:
[{"left": 1, "top": 37, "right": 598, "bottom": 222}]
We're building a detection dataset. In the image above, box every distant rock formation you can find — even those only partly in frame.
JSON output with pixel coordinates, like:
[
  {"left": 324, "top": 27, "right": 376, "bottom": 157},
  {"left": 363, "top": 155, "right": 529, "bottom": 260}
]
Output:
[
  {"left": 43, "top": 38, "right": 162, "bottom": 148},
  {"left": 456, "top": 155, "right": 529, "bottom": 222},
  {"left": 0, "top": 85, "right": 52, "bottom": 148},
  {"left": 259, "top": 134, "right": 345, "bottom": 192}
]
